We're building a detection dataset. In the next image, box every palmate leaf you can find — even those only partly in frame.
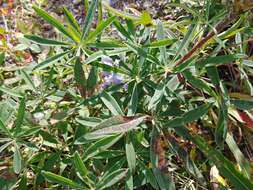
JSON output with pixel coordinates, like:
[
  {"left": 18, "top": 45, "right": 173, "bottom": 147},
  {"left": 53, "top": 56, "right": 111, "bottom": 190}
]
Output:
[{"left": 135, "top": 11, "right": 153, "bottom": 26}]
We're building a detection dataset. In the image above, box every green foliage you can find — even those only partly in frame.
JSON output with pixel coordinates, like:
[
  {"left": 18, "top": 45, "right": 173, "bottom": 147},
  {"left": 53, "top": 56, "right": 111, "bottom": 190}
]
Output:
[{"left": 1, "top": 0, "right": 253, "bottom": 189}]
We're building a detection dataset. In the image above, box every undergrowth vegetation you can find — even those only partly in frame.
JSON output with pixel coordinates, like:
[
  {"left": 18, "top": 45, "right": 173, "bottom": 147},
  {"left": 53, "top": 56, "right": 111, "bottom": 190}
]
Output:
[{"left": 1, "top": 0, "right": 253, "bottom": 189}]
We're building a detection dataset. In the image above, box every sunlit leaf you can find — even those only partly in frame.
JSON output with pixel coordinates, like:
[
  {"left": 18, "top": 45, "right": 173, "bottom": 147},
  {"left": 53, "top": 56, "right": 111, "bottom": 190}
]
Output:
[{"left": 84, "top": 115, "right": 147, "bottom": 139}]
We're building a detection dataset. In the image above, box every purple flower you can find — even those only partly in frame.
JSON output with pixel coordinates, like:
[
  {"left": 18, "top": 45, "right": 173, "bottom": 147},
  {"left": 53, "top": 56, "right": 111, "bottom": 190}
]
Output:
[
  {"left": 101, "top": 81, "right": 111, "bottom": 89},
  {"left": 101, "top": 56, "right": 113, "bottom": 66},
  {"left": 111, "top": 73, "right": 123, "bottom": 84},
  {"left": 101, "top": 55, "right": 114, "bottom": 78},
  {"left": 101, "top": 71, "right": 111, "bottom": 78},
  {"left": 100, "top": 56, "right": 125, "bottom": 89},
  {"left": 123, "top": 83, "right": 128, "bottom": 91}
]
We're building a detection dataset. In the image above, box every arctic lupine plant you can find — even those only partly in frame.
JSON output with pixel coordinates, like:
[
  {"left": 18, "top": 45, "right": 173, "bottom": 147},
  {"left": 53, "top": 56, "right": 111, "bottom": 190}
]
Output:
[{"left": 1, "top": 1, "right": 253, "bottom": 190}]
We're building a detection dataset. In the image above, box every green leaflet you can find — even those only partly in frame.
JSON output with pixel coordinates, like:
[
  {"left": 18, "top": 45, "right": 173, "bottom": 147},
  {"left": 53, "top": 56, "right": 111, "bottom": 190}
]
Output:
[
  {"left": 33, "top": 6, "right": 77, "bottom": 42},
  {"left": 24, "top": 35, "right": 70, "bottom": 46},
  {"left": 42, "top": 171, "right": 83, "bottom": 189},
  {"left": 33, "top": 50, "right": 71, "bottom": 71},
  {"left": 100, "top": 91, "right": 123, "bottom": 116},
  {"left": 81, "top": 0, "right": 98, "bottom": 41}
]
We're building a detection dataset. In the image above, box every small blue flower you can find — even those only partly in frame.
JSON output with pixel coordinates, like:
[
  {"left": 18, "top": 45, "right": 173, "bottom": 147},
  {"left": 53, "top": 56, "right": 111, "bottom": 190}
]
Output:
[
  {"left": 101, "top": 56, "right": 113, "bottom": 66},
  {"left": 101, "top": 71, "right": 111, "bottom": 78},
  {"left": 100, "top": 56, "right": 125, "bottom": 89},
  {"left": 111, "top": 73, "right": 123, "bottom": 84},
  {"left": 101, "top": 81, "right": 111, "bottom": 89},
  {"left": 123, "top": 83, "right": 128, "bottom": 91}
]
